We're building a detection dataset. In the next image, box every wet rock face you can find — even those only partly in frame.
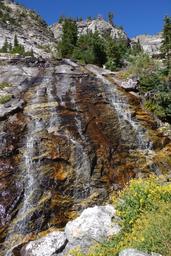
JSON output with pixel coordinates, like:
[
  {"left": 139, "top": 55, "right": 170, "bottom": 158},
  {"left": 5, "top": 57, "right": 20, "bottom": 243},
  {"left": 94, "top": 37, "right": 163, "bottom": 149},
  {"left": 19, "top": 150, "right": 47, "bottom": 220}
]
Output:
[{"left": 0, "top": 59, "right": 170, "bottom": 254}]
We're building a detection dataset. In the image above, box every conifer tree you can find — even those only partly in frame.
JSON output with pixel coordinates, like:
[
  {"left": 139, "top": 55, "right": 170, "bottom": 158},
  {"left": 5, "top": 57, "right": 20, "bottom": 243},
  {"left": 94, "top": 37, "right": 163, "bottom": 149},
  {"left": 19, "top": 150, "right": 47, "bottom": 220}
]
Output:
[
  {"left": 108, "top": 12, "right": 114, "bottom": 26},
  {"left": 14, "top": 34, "right": 19, "bottom": 48},
  {"left": 161, "top": 16, "right": 171, "bottom": 72},
  {"left": 59, "top": 18, "right": 78, "bottom": 58},
  {"left": 1, "top": 37, "right": 9, "bottom": 53}
]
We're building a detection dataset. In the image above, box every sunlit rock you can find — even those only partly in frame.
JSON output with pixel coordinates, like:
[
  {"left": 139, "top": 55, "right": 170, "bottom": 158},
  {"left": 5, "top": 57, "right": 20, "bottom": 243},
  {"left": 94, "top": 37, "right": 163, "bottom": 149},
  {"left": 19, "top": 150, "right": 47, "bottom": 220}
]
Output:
[
  {"left": 20, "top": 231, "right": 67, "bottom": 256},
  {"left": 65, "top": 205, "right": 121, "bottom": 245}
]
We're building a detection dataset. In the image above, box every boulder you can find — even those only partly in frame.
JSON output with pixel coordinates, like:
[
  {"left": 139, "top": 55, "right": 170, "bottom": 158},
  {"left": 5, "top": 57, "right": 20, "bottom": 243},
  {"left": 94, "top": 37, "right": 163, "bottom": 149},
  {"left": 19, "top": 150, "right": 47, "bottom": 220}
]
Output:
[
  {"left": 65, "top": 205, "right": 121, "bottom": 246},
  {"left": 121, "top": 78, "right": 139, "bottom": 92},
  {"left": 119, "top": 248, "right": 162, "bottom": 256},
  {"left": 20, "top": 231, "right": 67, "bottom": 256}
]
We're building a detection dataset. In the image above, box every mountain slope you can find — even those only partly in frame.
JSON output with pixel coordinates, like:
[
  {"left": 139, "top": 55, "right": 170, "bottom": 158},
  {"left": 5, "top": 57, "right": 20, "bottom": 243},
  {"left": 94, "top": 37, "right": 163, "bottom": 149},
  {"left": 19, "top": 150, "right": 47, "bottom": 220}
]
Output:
[
  {"left": 0, "top": 0, "right": 56, "bottom": 57},
  {"left": 51, "top": 18, "right": 128, "bottom": 41},
  {"left": 132, "top": 33, "right": 162, "bottom": 57}
]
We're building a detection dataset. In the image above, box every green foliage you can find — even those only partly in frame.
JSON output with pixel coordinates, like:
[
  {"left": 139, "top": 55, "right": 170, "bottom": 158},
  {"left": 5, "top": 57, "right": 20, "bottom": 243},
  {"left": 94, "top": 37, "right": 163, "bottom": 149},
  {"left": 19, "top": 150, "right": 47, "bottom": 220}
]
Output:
[
  {"left": 144, "top": 87, "right": 171, "bottom": 121},
  {"left": 120, "top": 50, "right": 171, "bottom": 122},
  {"left": 115, "top": 176, "right": 171, "bottom": 230},
  {"left": 58, "top": 18, "right": 78, "bottom": 58},
  {"left": 108, "top": 12, "right": 114, "bottom": 26},
  {"left": 57, "top": 15, "right": 129, "bottom": 68},
  {"left": 129, "top": 39, "right": 143, "bottom": 56},
  {"left": 58, "top": 15, "right": 65, "bottom": 23},
  {"left": 131, "top": 63, "right": 171, "bottom": 122},
  {"left": 161, "top": 16, "right": 171, "bottom": 72},
  {"left": 72, "top": 31, "right": 107, "bottom": 66},
  {"left": 139, "top": 72, "right": 161, "bottom": 92},
  {"left": 126, "top": 53, "right": 159, "bottom": 77},
  {"left": 0, "top": 38, "right": 9, "bottom": 53},
  {"left": 0, "top": 35, "right": 34, "bottom": 57},
  {"left": 105, "top": 36, "right": 128, "bottom": 70},
  {"left": 0, "top": 94, "right": 12, "bottom": 104},
  {"left": 0, "top": 2, "right": 17, "bottom": 25},
  {"left": 87, "top": 16, "right": 92, "bottom": 21},
  {"left": 126, "top": 203, "right": 171, "bottom": 255},
  {"left": 0, "top": 82, "right": 11, "bottom": 90},
  {"left": 70, "top": 176, "right": 171, "bottom": 256}
]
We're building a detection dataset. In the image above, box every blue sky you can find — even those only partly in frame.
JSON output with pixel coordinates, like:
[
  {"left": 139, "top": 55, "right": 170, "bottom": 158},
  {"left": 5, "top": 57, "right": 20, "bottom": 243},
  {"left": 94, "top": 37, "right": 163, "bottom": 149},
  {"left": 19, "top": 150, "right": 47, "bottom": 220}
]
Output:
[{"left": 17, "top": 0, "right": 171, "bottom": 38}]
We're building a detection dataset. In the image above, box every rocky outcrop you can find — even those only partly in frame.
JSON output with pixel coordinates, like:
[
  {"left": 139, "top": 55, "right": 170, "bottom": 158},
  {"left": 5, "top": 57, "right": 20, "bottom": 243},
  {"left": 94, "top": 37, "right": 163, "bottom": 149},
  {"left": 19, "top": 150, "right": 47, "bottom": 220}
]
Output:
[
  {"left": 119, "top": 248, "right": 162, "bottom": 256},
  {"left": 0, "top": 0, "right": 56, "bottom": 57},
  {"left": 132, "top": 33, "right": 162, "bottom": 57},
  {"left": 19, "top": 205, "right": 120, "bottom": 256},
  {"left": 20, "top": 231, "right": 67, "bottom": 256},
  {"left": 64, "top": 205, "right": 120, "bottom": 248},
  {"left": 0, "top": 59, "right": 171, "bottom": 255},
  {"left": 0, "top": 98, "right": 24, "bottom": 120},
  {"left": 51, "top": 19, "right": 128, "bottom": 41}
]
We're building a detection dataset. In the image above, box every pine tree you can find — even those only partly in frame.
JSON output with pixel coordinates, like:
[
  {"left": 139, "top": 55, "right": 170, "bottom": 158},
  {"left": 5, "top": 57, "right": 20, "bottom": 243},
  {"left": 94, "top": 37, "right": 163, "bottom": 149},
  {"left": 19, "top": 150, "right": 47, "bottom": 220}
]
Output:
[
  {"left": 14, "top": 34, "right": 19, "bottom": 48},
  {"left": 131, "top": 39, "right": 143, "bottom": 55},
  {"left": 161, "top": 16, "right": 171, "bottom": 72},
  {"left": 58, "top": 18, "right": 78, "bottom": 58},
  {"left": 87, "top": 16, "right": 92, "bottom": 22},
  {"left": 72, "top": 31, "right": 107, "bottom": 66},
  {"left": 58, "top": 16, "right": 65, "bottom": 23},
  {"left": 108, "top": 12, "right": 114, "bottom": 26},
  {"left": 1, "top": 37, "right": 9, "bottom": 53}
]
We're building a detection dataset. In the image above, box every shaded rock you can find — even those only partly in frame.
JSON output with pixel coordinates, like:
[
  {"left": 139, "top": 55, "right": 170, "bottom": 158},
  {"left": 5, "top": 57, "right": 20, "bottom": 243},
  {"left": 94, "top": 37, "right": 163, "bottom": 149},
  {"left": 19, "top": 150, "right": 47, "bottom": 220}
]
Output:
[
  {"left": 119, "top": 249, "right": 162, "bottom": 256},
  {"left": 65, "top": 205, "right": 121, "bottom": 246},
  {"left": 0, "top": 99, "right": 24, "bottom": 120},
  {"left": 20, "top": 231, "right": 67, "bottom": 256}
]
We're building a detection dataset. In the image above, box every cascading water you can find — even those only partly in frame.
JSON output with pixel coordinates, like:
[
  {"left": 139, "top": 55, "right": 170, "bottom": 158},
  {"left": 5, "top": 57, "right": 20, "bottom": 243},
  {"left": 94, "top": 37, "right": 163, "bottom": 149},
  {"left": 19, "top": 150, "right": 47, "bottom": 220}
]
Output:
[
  {"left": 87, "top": 65, "right": 153, "bottom": 151},
  {"left": 2, "top": 61, "right": 167, "bottom": 256}
]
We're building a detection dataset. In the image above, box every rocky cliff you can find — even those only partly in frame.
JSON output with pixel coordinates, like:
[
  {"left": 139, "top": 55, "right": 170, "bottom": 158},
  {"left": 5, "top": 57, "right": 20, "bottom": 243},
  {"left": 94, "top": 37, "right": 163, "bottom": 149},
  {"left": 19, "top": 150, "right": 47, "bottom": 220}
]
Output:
[
  {"left": 0, "top": 1, "right": 171, "bottom": 255},
  {"left": 0, "top": 0, "right": 56, "bottom": 57},
  {"left": 132, "top": 33, "right": 162, "bottom": 57},
  {"left": 51, "top": 19, "right": 128, "bottom": 41},
  {"left": 0, "top": 57, "right": 171, "bottom": 255}
]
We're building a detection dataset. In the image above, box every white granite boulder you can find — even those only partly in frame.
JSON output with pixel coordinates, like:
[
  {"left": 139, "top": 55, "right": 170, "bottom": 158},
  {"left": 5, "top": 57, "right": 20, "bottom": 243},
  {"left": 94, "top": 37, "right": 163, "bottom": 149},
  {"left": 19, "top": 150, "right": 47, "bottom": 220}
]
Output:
[
  {"left": 20, "top": 231, "right": 67, "bottom": 256},
  {"left": 65, "top": 205, "right": 121, "bottom": 245}
]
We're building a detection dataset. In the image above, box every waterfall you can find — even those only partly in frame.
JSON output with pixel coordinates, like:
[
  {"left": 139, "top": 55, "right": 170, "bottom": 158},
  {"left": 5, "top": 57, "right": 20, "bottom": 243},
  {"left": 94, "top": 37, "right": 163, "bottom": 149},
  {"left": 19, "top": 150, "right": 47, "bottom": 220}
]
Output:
[
  {"left": 109, "top": 88, "right": 153, "bottom": 150},
  {"left": 87, "top": 65, "right": 153, "bottom": 151}
]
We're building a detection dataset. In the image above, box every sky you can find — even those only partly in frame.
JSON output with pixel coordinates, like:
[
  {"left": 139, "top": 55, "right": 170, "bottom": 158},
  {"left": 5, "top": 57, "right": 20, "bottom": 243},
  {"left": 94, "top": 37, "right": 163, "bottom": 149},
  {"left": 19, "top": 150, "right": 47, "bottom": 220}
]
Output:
[{"left": 17, "top": 0, "right": 171, "bottom": 38}]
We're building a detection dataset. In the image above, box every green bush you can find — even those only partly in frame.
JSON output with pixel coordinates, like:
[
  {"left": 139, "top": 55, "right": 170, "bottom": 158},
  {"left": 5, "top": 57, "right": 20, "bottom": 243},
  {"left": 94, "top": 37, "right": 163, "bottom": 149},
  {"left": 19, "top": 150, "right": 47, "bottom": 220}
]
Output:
[
  {"left": 104, "top": 36, "right": 128, "bottom": 70},
  {"left": 70, "top": 176, "right": 171, "bottom": 256},
  {"left": 139, "top": 72, "right": 161, "bottom": 92},
  {"left": 58, "top": 18, "right": 78, "bottom": 58},
  {"left": 0, "top": 82, "right": 11, "bottom": 90},
  {"left": 115, "top": 176, "right": 171, "bottom": 230},
  {"left": 0, "top": 35, "right": 34, "bottom": 57},
  {"left": 72, "top": 31, "right": 107, "bottom": 66},
  {"left": 126, "top": 53, "right": 159, "bottom": 77},
  {"left": 0, "top": 94, "right": 12, "bottom": 104},
  {"left": 144, "top": 89, "right": 171, "bottom": 122}
]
